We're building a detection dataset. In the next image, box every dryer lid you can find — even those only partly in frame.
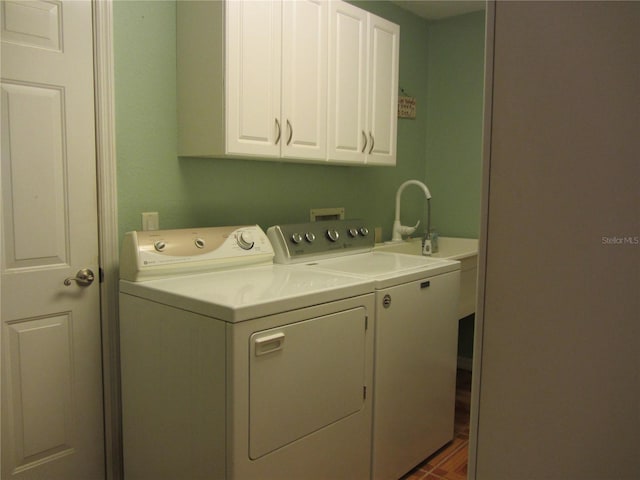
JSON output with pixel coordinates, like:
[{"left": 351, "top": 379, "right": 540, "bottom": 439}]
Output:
[{"left": 120, "top": 264, "right": 374, "bottom": 322}]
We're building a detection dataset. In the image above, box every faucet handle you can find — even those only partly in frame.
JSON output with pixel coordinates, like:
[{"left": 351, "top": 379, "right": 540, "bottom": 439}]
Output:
[{"left": 398, "top": 220, "right": 420, "bottom": 236}]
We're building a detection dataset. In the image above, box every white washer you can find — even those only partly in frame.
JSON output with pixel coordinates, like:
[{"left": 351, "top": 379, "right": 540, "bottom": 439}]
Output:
[
  {"left": 268, "top": 221, "right": 461, "bottom": 480},
  {"left": 119, "top": 225, "right": 376, "bottom": 480}
]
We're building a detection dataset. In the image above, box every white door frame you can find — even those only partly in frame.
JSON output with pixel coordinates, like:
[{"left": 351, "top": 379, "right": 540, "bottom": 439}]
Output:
[{"left": 93, "top": 1, "right": 121, "bottom": 479}]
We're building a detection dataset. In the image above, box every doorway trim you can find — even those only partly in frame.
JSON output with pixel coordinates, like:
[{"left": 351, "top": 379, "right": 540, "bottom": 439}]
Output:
[
  {"left": 467, "top": 2, "right": 495, "bottom": 479},
  {"left": 93, "top": 1, "right": 121, "bottom": 479}
]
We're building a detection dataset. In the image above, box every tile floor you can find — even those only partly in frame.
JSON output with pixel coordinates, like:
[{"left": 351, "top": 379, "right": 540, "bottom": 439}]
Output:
[{"left": 400, "top": 369, "right": 472, "bottom": 480}]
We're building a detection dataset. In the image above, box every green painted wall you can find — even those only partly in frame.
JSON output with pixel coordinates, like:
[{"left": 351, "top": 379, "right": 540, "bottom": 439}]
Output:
[
  {"left": 114, "top": 1, "right": 484, "bottom": 242},
  {"left": 426, "top": 11, "right": 485, "bottom": 239}
]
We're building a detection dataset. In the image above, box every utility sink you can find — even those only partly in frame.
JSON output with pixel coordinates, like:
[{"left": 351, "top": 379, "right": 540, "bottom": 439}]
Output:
[
  {"left": 375, "top": 240, "right": 422, "bottom": 256},
  {"left": 375, "top": 236, "right": 478, "bottom": 261},
  {"left": 375, "top": 236, "right": 480, "bottom": 319}
]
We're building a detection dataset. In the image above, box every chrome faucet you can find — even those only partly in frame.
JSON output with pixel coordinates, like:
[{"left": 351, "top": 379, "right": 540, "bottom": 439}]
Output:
[{"left": 391, "top": 179, "right": 433, "bottom": 255}]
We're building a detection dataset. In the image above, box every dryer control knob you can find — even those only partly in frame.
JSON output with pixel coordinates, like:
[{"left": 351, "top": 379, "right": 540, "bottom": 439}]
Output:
[
  {"left": 237, "top": 231, "right": 254, "bottom": 250},
  {"left": 348, "top": 228, "right": 359, "bottom": 238},
  {"left": 359, "top": 227, "right": 370, "bottom": 236},
  {"left": 305, "top": 232, "right": 316, "bottom": 243},
  {"left": 327, "top": 229, "right": 340, "bottom": 242},
  {"left": 291, "top": 233, "right": 304, "bottom": 244},
  {"left": 154, "top": 240, "right": 167, "bottom": 252}
]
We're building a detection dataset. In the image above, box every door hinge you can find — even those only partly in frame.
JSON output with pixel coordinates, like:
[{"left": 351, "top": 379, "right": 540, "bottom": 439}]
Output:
[
  {"left": 363, "top": 386, "right": 367, "bottom": 399},
  {"left": 365, "top": 316, "right": 368, "bottom": 330}
]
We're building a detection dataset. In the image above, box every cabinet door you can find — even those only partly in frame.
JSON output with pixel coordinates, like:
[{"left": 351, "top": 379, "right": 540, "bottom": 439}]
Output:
[
  {"left": 367, "top": 15, "right": 399, "bottom": 166},
  {"left": 327, "top": 1, "right": 368, "bottom": 164},
  {"left": 226, "top": 1, "right": 282, "bottom": 157},
  {"left": 281, "top": 0, "right": 328, "bottom": 160}
]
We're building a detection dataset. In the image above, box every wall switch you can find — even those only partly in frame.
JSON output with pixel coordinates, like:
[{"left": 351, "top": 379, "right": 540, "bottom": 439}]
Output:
[{"left": 142, "top": 212, "right": 159, "bottom": 231}]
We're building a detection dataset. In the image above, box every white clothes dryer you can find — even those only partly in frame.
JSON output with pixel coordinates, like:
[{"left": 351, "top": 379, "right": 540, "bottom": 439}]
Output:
[{"left": 119, "top": 225, "right": 376, "bottom": 480}]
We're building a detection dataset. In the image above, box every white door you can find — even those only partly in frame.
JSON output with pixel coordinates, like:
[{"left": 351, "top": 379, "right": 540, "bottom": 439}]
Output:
[
  {"left": 281, "top": 0, "right": 327, "bottom": 160},
  {"left": 1, "top": 1, "right": 105, "bottom": 479},
  {"left": 226, "top": 0, "right": 282, "bottom": 158},
  {"left": 327, "top": 0, "right": 368, "bottom": 164},
  {"left": 367, "top": 14, "right": 399, "bottom": 166}
]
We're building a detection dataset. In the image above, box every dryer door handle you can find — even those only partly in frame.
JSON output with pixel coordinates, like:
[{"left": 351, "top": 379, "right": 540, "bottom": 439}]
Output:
[{"left": 254, "top": 332, "right": 285, "bottom": 356}]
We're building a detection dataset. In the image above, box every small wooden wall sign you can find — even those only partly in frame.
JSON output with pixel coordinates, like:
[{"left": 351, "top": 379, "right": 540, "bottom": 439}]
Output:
[{"left": 398, "top": 96, "right": 416, "bottom": 119}]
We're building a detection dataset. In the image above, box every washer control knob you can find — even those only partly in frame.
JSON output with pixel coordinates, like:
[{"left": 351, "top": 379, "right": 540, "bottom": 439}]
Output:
[
  {"left": 348, "top": 228, "right": 359, "bottom": 238},
  {"left": 327, "top": 229, "right": 340, "bottom": 242},
  {"left": 291, "top": 233, "right": 304, "bottom": 244},
  {"left": 359, "top": 227, "right": 370, "bottom": 237},
  {"left": 237, "top": 231, "right": 254, "bottom": 250},
  {"left": 194, "top": 238, "right": 205, "bottom": 249},
  {"left": 154, "top": 240, "right": 167, "bottom": 252},
  {"left": 305, "top": 232, "right": 316, "bottom": 243}
]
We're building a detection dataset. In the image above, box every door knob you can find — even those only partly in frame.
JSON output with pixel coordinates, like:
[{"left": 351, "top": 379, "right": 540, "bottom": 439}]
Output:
[{"left": 64, "top": 268, "right": 95, "bottom": 287}]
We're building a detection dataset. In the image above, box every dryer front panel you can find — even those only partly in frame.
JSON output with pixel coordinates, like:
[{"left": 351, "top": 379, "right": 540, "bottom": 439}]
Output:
[{"left": 248, "top": 307, "right": 367, "bottom": 459}]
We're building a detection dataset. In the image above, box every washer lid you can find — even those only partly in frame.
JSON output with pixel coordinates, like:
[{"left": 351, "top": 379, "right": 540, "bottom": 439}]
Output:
[
  {"left": 120, "top": 264, "right": 374, "bottom": 322},
  {"left": 301, "top": 251, "right": 460, "bottom": 289}
]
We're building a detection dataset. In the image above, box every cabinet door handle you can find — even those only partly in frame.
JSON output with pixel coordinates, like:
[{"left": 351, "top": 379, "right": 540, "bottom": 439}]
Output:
[
  {"left": 286, "top": 119, "right": 293, "bottom": 146},
  {"left": 361, "top": 130, "right": 367, "bottom": 153},
  {"left": 275, "top": 118, "right": 281, "bottom": 145},
  {"left": 369, "top": 132, "right": 375, "bottom": 154}
]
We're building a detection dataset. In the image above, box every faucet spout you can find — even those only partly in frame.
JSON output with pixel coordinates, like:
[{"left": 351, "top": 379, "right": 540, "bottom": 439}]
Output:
[{"left": 391, "top": 180, "right": 432, "bottom": 243}]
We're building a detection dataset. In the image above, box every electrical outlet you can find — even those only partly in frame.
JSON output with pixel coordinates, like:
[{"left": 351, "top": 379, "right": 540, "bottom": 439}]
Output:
[{"left": 142, "top": 212, "right": 159, "bottom": 231}]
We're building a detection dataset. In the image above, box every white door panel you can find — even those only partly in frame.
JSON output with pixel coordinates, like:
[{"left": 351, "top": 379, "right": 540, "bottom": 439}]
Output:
[
  {"left": 1, "top": 1, "right": 105, "bottom": 479},
  {"left": 226, "top": 0, "right": 282, "bottom": 156},
  {"left": 367, "top": 16, "right": 398, "bottom": 165},
  {"left": 1, "top": 1, "right": 62, "bottom": 52},
  {"left": 327, "top": 1, "right": 368, "bottom": 163},
  {"left": 1, "top": 82, "right": 67, "bottom": 269},
  {"left": 328, "top": 4, "right": 398, "bottom": 165},
  {"left": 6, "top": 315, "right": 74, "bottom": 463},
  {"left": 281, "top": 0, "right": 327, "bottom": 159}
]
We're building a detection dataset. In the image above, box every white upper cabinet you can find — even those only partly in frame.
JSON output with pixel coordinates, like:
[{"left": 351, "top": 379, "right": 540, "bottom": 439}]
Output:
[
  {"left": 177, "top": 0, "right": 398, "bottom": 166},
  {"left": 327, "top": 1, "right": 399, "bottom": 165},
  {"left": 281, "top": 0, "right": 328, "bottom": 160},
  {"left": 227, "top": 0, "right": 327, "bottom": 160},
  {"left": 327, "top": 1, "right": 368, "bottom": 164},
  {"left": 367, "top": 14, "right": 399, "bottom": 166},
  {"left": 226, "top": 1, "right": 282, "bottom": 157}
]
